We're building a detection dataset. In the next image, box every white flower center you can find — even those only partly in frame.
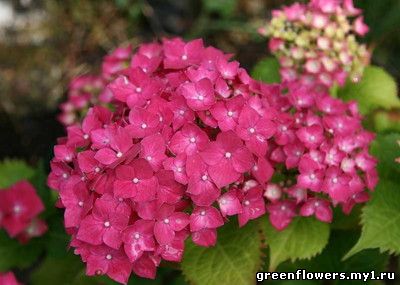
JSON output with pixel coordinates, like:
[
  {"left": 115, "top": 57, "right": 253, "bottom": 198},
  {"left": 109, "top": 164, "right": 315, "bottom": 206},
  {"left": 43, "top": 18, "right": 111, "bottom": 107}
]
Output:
[
  {"left": 200, "top": 210, "right": 206, "bottom": 216},
  {"left": 104, "top": 221, "right": 110, "bottom": 228},
  {"left": 249, "top": 127, "right": 255, "bottom": 134},
  {"left": 201, "top": 175, "right": 208, "bottom": 181},
  {"left": 141, "top": 123, "right": 147, "bottom": 129},
  {"left": 132, "top": 178, "right": 139, "bottom": 184},
  {"left": 134, "top": 233, "right": 140, "bottom": 240},
  {"left": 13, "top": 205, "right": 22, "bottom": 214},
  {"left": 94, "top": 167, "right": 101, "bottom": 173},
  {"left": 146, "top": 156, "right": 152, "bottom": 161},
  {"left": 83, "top": 134, "right": 89, "bottom": 140},
  {"left": 116, "top": 151, "right": 123, "bottom": 158},
  {"left": 177, "top": 167, "right": 183, "bottom": 172},
  {"left": 164, "top": 218, "right": 170, "bottom": 224},
  {"left": 190, "top": 137, "right": 196, "bottom": 143},
  {"left": 225, "top": 152, "right": 232, "bottom": 158},
  {"left": 332, "top": 177, "right": 338, "bottom": 184},
  {"left": 244, "top": 200, "right": 250, "bottom": 206},
  {"left": 62, "top": 173, "right": 68, "bottom": 179},
  {"left": 227, "top": 111, "right": 234, "bottom": 117},
  {"left": 136, "top": 87, "right": 142, "bottom": 93},
  {"left": 106, "top": 254, "right": 112, "bottom": 260},
  {"left": 181, "top": 55, "right": 188, "bottom": 60},
  {"left": 78, "top": 201, "right": 84, "bottom": 207},
  {"left": 198, "top": 95, "right": 204, "bottom": 101},
  {"left": 310, "top": 173, "right": 316, "bottom": 180},
  {"left": 281, "top": 126, "right": 288, "bottom": 132}
]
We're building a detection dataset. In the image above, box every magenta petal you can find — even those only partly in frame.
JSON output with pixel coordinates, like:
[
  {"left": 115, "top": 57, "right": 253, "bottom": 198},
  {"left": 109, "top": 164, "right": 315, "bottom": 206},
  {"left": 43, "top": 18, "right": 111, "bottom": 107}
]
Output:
[
  {"left": 218, "top": 191, "right": 242, "bottom": 216},
  {"left": 134, "top": 178, "right": 158, "bottom": 202},
  {"left": 114, "top": 180, "right": 137, "bottom": 199},
  {"left": 200, "top": 142, "right": 223, "bottom": 165},
  {"left": 95, "top": 148, "right": 118, "bottom": 165},
  {"left": 154, "top": 221, "right": 175, "bottom": 245},
  {"left": 169, "top": 212, "right": 190, "bottom": 231},
  {"left": 232, "top": 147, "right": 254, "bottom": 173},
  {"left": 209, "top": 161, "right": 240, "bottom": 188},
  {"left": 76, "top": 217, "right": 104, "bottom": 245},
  {"left": 124, "top": 242, "right": 144, "bottom": 262},
  {"left": 103, "top": 228, "right": 123, "bottom": 249},
  {"left": 315, "top": 205, "right": 333, "bottom": 223},
  {"left": 192, "top": 228, "right": 217, "bottom": 247},
  {"left": 133, "top": 255, "right": 157, "bottom": 279},
  {"left": 107, "top": 257, "right": 133, "bottom": 285}
]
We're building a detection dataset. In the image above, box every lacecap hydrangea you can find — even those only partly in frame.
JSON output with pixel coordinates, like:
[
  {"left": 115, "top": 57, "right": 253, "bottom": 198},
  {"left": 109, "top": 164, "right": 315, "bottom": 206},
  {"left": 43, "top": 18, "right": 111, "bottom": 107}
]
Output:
[
  {"left": 49, "top": 38, "right": 377, "bottom": 284},
  {"left": 259, "top": 0, "right": 370, "bottom": 88}
]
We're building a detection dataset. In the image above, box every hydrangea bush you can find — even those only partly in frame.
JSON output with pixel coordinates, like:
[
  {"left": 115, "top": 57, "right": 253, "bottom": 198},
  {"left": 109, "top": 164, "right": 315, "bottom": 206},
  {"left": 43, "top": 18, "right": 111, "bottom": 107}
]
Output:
[
  {"left": 1, "top": 1, "right": 400, "bottom": 285},
  {"left": 47, "top": 36, "right": 380, "bottom": 283}
]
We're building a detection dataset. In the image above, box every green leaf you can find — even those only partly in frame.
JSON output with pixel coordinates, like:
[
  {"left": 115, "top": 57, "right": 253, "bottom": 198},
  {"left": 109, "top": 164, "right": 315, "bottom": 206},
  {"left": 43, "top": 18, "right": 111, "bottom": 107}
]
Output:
[
  {"left": 369, "top": 133, "right": 400, "bottom": 181},
  {"left": 44, "top": 215, "right": 71, "bottom": 258},
  {"left": 373, "top": 111, "right": 400, "bottom": 133},
  {"left": 338, "top": 66, "right": 400, "bottom": 114},
  {"left": 0, "top": 159, "right": 35, "bottom": 188},
  {"left": 344, "top": 179, "right": 400, "bottom": 259},
  {"left": 280, "top": 230, "right": 389, "bottom": 275},
  {"left": 203, "top": 0, "right": 237, "bottom": 18},
  {"left": 0, "top": 231, "right": 44, "bottom": 271},
  {"left": 331, "top": 205, "right": 362, "bottom": 230},
  {"left": 31, "top": 253, "right": 84, "bottom": 285},
  {"left": 251, "top": 57, "right": 281, "bottom": 84},
  {"left": 30, "top": 252, "right": 116, "bottom": 285},
  {"left": 261, "top": 217, "right": 330, "bottom": 271},
  {"left": 181, "top": 220, "right": 263, "bottom": 285}
]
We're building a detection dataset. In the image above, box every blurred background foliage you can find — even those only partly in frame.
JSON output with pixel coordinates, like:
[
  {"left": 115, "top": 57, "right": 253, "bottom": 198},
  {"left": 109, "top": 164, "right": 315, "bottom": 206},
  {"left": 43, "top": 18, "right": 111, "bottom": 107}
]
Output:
[{"left": 0, "top": 1, "right": 399, "bottom": 284}]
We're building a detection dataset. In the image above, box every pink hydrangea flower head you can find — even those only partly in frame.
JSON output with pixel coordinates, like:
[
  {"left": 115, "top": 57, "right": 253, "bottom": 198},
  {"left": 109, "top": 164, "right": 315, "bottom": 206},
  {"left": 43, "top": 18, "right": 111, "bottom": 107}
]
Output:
[
  {"left": 0, "top": 181, "right": 45, "bottom": 238},
  {"left": 260, "top": 81, "right": 377, "bottom": 230},
  {"left": 50, "top": 37, "right": 281, "bottom": 283}
]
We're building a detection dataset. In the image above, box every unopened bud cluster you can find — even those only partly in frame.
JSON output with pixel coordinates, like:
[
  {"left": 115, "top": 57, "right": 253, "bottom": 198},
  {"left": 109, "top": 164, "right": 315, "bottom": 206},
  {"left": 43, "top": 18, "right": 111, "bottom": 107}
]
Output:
[{"left": 259, "top": 0, "right": 370, "bottom": 88}]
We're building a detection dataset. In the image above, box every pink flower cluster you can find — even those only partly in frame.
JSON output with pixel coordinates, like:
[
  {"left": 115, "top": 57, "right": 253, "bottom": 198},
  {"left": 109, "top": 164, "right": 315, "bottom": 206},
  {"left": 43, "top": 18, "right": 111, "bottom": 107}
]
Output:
[
  {"left": 261, "top": 82, "right": 377, "bottom": 229},
  {"left": 58, "top": 45, "right": 132, "bottom": 126},
  {"left": 259, "top": 0, "right": 370, "bottom": 88},
  {"left": 0, "top": 272, "right": 21, "bottom": 285},
  {"left": 0, "top": 181, "right": 47, "bottom": 244},
  {"left": 49, "top": 38, "right": 278, "bottom": 284},
  {"left": 49, "top": 38, "right": 377, "bottom": 284}
]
